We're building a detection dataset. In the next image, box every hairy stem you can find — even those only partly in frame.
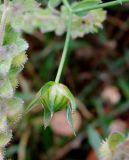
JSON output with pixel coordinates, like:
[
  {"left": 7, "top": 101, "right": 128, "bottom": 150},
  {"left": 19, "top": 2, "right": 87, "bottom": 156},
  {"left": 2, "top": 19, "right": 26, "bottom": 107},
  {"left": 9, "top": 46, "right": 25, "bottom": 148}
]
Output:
[
  {"left": 74, "top": 0, "right": 129, "bottom": 14},
  {"left": 0, "top": 0, "right": 9, "bottom": 46},
  {"left": 55, "top": 0, "right": 73, "bottom": 83}
]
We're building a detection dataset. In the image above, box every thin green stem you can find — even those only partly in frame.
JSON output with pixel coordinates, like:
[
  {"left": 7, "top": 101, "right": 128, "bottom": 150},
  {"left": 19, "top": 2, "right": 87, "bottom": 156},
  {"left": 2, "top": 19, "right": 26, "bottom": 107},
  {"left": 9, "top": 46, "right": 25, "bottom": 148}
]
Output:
[
  {"left": 63, "top": 0, "right": 73, "bottom": 12},
  {"left": 0, "top": 0, "right": 9, "bottom": 46},
  {"left": 55, "top": 2, "right": 73, "bottom": 83},
  {"left": 74, "top": 0, "right": 129, "bottom": 14}
]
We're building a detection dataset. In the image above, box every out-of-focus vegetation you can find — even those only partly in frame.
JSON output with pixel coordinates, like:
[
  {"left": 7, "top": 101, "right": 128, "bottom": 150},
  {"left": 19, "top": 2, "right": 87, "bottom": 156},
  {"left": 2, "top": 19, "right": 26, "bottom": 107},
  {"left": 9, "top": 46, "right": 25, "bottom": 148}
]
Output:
[{"left": 5, "top": 0, "right": 129, "bottom": 160}]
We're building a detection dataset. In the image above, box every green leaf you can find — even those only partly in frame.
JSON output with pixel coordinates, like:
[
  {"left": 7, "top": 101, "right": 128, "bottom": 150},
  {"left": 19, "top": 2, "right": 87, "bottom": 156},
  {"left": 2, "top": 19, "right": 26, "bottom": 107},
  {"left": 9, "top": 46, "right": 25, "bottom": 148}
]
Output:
[
  {"left": 6, "top": 97, "right": 23, "bottom": 126},
  {"left": 0, "top": 79, "right": 13, "bottom": 98},
  {"left": 25, "top": 96, "right": 39, "bottom": 113},
  {"left": 43, "top": 108, "right": 53, "bottom": 128},
  {"left": 62, "top": 84, "right": 76, "bottom": 112},
  {"left": 25, "top": 81, "right": 54, "bottom": 113},
  {"left": 0, "top": 117, "right": 12, "bottom": 147},
  {"left": 73, "top": 0, "right": 100, "bottom": 10},
  {"left": 66, "top": 106, "right": 76, "bottom": 136},
  {"left": 117, "top": 0, "right": 122, "bottom": 4},
  {"left": 87, "top": 126, "right": 101, "bottom": 155},
  {"left": 0, "top": 130, "right": 12, "bottom": 147},
  {"left": 48, "top": 0, "right": 62, "bottom": 9},
  {"left": 72, "top": 0, "right": 101, "bottom": 16},
  {"left": 4, "top": 25, "right": 28, "bottom": 56},
  {"left": 0, "top": 58, "right": 12, "bottom": 77},
  {"left": 108, "top": 132, "right": 125, "bottom": 153}
]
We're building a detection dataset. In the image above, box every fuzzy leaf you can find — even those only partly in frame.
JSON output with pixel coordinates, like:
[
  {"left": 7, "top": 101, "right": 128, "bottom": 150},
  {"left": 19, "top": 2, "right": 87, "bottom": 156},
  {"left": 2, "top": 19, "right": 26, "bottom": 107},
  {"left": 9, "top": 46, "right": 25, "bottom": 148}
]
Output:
[
  {"left": 0, "top": 116, "right": 12, "bottom": 147},
  {"left": 0, "top": 79, "right": 13, "bottom": 98},
  {"left": 0, "top": 130, "right": 12, "bottom": 147},
  {"left": 108, "top": 132, "right": 125, "bottom": 153},
  {"left": 6, "top": 97, "right": 24, "bottom": 126},
  {"left": 0, "top": 58, "right": 12, "bottom": 77}
]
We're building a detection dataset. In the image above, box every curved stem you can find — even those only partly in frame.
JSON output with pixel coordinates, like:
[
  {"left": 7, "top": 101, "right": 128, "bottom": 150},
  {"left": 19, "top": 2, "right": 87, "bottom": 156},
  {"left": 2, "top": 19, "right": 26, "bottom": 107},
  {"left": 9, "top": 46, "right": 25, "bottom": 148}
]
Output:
[
  {"left": 55, "top": 6, "right": 73, "bottom": 83},
  {"left": 74, "top": 0, "right": 129, "bottom": 14}
]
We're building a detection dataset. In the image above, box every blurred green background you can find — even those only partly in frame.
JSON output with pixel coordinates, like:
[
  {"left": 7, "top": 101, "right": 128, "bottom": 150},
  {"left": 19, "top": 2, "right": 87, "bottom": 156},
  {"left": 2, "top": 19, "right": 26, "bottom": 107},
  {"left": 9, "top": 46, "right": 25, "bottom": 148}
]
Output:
[{"left": 6, "top": 1, "right": 129, "bottom": 160}]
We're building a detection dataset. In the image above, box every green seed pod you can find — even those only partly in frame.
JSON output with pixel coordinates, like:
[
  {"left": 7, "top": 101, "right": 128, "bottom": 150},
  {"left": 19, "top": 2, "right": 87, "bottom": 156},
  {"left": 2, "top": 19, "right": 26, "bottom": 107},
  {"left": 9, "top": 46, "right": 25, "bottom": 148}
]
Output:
[{"left": 26, "top": 81, "right": 76, "bottom": 134}]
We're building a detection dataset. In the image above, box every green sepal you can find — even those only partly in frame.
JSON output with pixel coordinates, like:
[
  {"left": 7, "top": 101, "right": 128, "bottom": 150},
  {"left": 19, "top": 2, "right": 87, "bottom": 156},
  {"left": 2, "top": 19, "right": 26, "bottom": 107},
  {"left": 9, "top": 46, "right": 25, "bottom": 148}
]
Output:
[
  {"left": 66, "top": 106, "right": 76, "bottom": 136},
  {"left": 53, "top": 93, "right": 68, "bottom": 111},
  {"left": 25, "top": 81, "right": 54, "bottom": 113},
  {"left": 43, "top": 108, "right": 53, "bottom": 128},
  {"left": 40, "top": 81, "right": 56, "bottom": 112},
  {"left": 108, "top": 132, "right": 125, "bottom": 153},
  {"left": 40, "top": 81, "right": 55, "bottom": 96},
  {"left": 25, "top": 95, "right": 39, "bottom": 113},
  {"left": 62, "top": 84, "right": 76, "bottom": 112}
]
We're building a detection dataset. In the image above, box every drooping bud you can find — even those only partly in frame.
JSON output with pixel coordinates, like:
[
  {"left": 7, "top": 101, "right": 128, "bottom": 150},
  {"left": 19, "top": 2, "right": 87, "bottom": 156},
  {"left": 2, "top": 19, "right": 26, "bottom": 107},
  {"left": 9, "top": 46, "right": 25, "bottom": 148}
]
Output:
[{"left": 26, "top": 81, "right": 76, "bottom": 134}]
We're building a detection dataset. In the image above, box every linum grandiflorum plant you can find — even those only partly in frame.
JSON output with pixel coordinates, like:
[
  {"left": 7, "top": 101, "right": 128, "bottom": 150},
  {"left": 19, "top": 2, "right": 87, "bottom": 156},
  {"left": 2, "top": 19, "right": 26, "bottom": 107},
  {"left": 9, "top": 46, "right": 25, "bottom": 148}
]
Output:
[
  {"left": 26, "top": 0, "right": 129, "bottom": 132},
  {"left": 0, "top": 0, "right": 129, "bottom": 159}
]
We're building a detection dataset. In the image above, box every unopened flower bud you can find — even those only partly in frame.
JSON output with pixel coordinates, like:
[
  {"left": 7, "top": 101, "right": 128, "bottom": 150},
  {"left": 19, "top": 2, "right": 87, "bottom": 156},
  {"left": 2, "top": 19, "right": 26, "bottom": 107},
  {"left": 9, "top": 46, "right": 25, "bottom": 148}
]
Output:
[{"left": 26, "top": 81, "right": 76, "bottom": 134}]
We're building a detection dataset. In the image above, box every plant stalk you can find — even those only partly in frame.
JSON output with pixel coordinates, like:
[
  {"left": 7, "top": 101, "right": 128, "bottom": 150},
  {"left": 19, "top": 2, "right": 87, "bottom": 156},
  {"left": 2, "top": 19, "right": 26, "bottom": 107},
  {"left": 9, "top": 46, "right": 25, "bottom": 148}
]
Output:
[
  {"left": 74, "top": 0, "right": 129, "bottom": 14},
  {"left": 55, "top": 1, "right": 73, "bottom": 83}
]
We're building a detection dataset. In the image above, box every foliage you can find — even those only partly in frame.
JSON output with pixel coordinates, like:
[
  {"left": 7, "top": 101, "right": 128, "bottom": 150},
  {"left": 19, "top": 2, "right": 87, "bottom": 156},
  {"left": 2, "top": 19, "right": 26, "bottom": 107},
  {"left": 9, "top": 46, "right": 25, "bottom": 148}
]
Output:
[
  {"left": 99, "top": 132, "right": 129, "bottom": 159},
  {"left": 0, "top": 0, "right": 129, "bottom": 159}
]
